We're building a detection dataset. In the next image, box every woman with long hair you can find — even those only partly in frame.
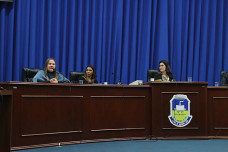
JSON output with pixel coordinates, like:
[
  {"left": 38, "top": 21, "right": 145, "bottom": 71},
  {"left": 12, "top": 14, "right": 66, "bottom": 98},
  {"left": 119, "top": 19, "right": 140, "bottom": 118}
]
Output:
[
  {"left": 32, "top": 58, "right": 70, "bottom": 83},
  {"left": 78, "top": 65, "right": 98, "bottom": 84},
  {"left": 154, "top": 60, "right": 175, "bottom": 82}
]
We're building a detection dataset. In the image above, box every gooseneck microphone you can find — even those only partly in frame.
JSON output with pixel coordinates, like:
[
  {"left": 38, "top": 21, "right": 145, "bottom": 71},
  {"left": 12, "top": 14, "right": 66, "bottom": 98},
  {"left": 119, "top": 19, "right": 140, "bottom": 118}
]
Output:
[
  {"left": 117, "top": 79, "right": 122, "bottom": 85},
  {"left": 111, "top": 72, "right": 122, "bottom": 85}
]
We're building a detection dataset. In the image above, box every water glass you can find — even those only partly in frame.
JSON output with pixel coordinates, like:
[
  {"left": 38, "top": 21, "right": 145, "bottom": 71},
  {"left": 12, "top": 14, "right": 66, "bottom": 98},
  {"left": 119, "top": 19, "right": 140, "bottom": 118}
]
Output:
[
  {"left": 214, "top": 82, "right": 219, "bottom": 87},
  {"left": 79, "top": 80, "right": 83, "bottom": 84},
  {"left": 188, "top": 77, "right": 192, "bottom": 82}
]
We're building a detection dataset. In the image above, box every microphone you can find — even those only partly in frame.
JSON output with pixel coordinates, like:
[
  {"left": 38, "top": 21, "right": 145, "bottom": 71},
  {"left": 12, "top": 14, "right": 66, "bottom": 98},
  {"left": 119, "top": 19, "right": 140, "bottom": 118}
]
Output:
[{"left": 111, "top": 72, "right": 122, "bottom": 85}]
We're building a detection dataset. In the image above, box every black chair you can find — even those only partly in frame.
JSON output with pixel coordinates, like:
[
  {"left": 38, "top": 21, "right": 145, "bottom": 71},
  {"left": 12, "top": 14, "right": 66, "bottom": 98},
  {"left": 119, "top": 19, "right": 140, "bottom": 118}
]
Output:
[
  {"left": 147, "top": 69, "right": 158, "bottom": 81},
  {"left": 220, "top": 71, "right": 228, "bottom": 86},
  {"left": 70, "top": 71, "right": 84, "bottom": 83},
  {"left": 22, "top": 68, "right": 41, "bottom": 82}
]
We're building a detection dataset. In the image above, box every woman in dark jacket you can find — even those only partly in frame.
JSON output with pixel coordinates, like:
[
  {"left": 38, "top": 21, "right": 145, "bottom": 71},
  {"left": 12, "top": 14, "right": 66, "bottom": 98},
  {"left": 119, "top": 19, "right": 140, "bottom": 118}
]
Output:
[
  {"left": 154, "top": 60, "right": 175, "bottom": 82},
  {"left": 78, "top": 65, "right": 98, "bottom": 84}
]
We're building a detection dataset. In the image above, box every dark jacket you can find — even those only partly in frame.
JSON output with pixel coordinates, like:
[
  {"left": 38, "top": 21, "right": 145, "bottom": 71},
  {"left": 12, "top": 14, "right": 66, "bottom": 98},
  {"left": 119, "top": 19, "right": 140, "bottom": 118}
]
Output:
[
  {"left": 78, "top": 76, "right": 98, "bottom": 84},
  {"left": 154, "top": 73, "right": 174, "bottom": 82}
]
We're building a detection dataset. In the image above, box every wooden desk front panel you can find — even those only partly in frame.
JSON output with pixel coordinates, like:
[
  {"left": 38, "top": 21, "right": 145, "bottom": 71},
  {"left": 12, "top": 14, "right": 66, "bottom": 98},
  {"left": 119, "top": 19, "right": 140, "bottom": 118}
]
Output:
[
  {"left": 150, "top": 82, "right": 208, "bottom": 138},
  {"left": 5, "top": 84, "right": 83, "bottom": 148},
  {"left": 208, "top": 87, "right": 228, "bottom": 137},
  {"left": 1, "top": 83, "right": 151, "bottom": 149},
  {"left": 82, "top": 86, "right": 151, "bottom": 140},
  {"left": 20, "top": 95, "right": 83, "bottom": 136},
  {"left": 0, "top": 90, "right": 12, "bottom": 152},
  {"left": 6, "top": 82, "right": 227, "bottom": 149}
]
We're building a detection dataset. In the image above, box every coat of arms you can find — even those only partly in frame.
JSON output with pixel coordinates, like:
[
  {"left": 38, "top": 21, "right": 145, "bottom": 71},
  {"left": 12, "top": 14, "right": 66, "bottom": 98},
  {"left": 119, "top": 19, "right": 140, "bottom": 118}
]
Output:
[{"left": 168, "top": 94, "right": 192, "bottom": 127}]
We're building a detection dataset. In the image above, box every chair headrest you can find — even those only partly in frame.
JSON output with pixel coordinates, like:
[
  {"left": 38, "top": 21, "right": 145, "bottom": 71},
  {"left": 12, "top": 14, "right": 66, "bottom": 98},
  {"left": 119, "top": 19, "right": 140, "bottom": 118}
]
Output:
[
  {"left": 70, "top": 71, "right": 84, "bottom": 83},
  {"left": 221, "top": 71, "right": 228, "bottom": 75},
  {"left": 22, "top": 68, "right": 42, "bottom": 82},
  {"left": 147, "top": 69, "right": 158, "bottom": 81},
  {"left": 220, "top": 71, "right": 228, "bottom": 86}
]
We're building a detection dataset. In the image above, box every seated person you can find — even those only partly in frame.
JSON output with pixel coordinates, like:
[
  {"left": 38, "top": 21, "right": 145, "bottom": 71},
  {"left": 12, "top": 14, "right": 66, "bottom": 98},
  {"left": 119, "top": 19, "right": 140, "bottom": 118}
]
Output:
[
  {"left": 220, "top": 72, "right": 228, "bottom": 86},
  {"left": 32, "top": 58, "right": 70, "bottom": 83},
  {"left": 78, "top": 65, "right": 98, "bottom": 84},
  {"left": 154, "top": 60, "right": 174, "bottom": 82}
]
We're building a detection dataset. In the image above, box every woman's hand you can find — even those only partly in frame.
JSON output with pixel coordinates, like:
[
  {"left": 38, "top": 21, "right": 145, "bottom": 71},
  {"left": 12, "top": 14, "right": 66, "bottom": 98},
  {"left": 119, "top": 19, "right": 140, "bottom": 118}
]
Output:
[{"left": 50, "top": 78, "right": 58, "bottom": 83}]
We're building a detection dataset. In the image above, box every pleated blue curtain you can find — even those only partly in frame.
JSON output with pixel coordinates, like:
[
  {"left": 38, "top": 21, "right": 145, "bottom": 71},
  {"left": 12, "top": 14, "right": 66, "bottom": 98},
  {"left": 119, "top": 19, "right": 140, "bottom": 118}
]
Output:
[
  {"left": 0, "top": 2, "right": 14, "bottom": 81},
  {"left": 0, "top": 0, "right": 227, "bottom": 85}
]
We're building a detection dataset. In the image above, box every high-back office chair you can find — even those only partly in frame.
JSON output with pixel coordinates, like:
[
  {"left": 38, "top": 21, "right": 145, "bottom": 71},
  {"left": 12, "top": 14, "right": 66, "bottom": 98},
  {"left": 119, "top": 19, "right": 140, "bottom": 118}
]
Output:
[
  {"left": 220, "top": 71, "right": 228, "bottom": 86},
  {"left": 147, "top": 69, "right": 158, "bottom": 81},
  {"left": 22, "top": 68, "right": 41, "bottom": 82},
  {"left": 70, "top": 71, "right": 84, "bottom": 83}
]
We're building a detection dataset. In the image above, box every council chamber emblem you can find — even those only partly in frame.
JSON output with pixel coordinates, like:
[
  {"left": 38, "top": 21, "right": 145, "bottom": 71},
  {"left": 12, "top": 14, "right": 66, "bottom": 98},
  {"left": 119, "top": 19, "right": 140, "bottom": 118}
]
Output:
[{"left": 168, "top": 94, "right": 192, "bottom": 127}]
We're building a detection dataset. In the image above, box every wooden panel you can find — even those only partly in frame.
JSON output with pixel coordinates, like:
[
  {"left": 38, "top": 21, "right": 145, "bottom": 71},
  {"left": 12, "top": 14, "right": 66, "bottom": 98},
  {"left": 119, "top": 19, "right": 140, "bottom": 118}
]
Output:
[
  {"left": 0, "top": 82, "right": 151, "bottom": 149},
  {"left": 212, "top": 97, "right": 228, "bottom": 128},
  {"left": 21, "top": 95, "right": 83, "bottom": 136},
  {"left": 90, "top": 96, "right": 124, "bottom": 131},
  {"left": 123, "top": 97, "right": 148, "bottom": 129},
  {"left": 0, "top": 90, "right": 12, "bottom": 152},
  {"left": 160, "top": 92, "right": 200, "bottom": 129},
  {"left": 6, "top": 82, "right": 228, "bottom": 148},
  {"left": 85, "top": 86, "right": 151, "bottom": 140},
  {"left": 90, "top": 96, "right": 147, "bottom": 131},
  {"left": 8, "top": 84, "right": 84, "bottom": 148},
  {"left": 208, "top": 86, "right": 228, "bottom": 137},
  {"left": 150, "top": 82, "right": 207, "bottom": 138}
]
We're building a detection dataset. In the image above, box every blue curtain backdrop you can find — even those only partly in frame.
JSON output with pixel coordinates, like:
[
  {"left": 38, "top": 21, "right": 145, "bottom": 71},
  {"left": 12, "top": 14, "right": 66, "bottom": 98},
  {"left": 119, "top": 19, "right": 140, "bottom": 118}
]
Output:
[{"left": 0, "top": 0, "right": 227, "bottom": 85}]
